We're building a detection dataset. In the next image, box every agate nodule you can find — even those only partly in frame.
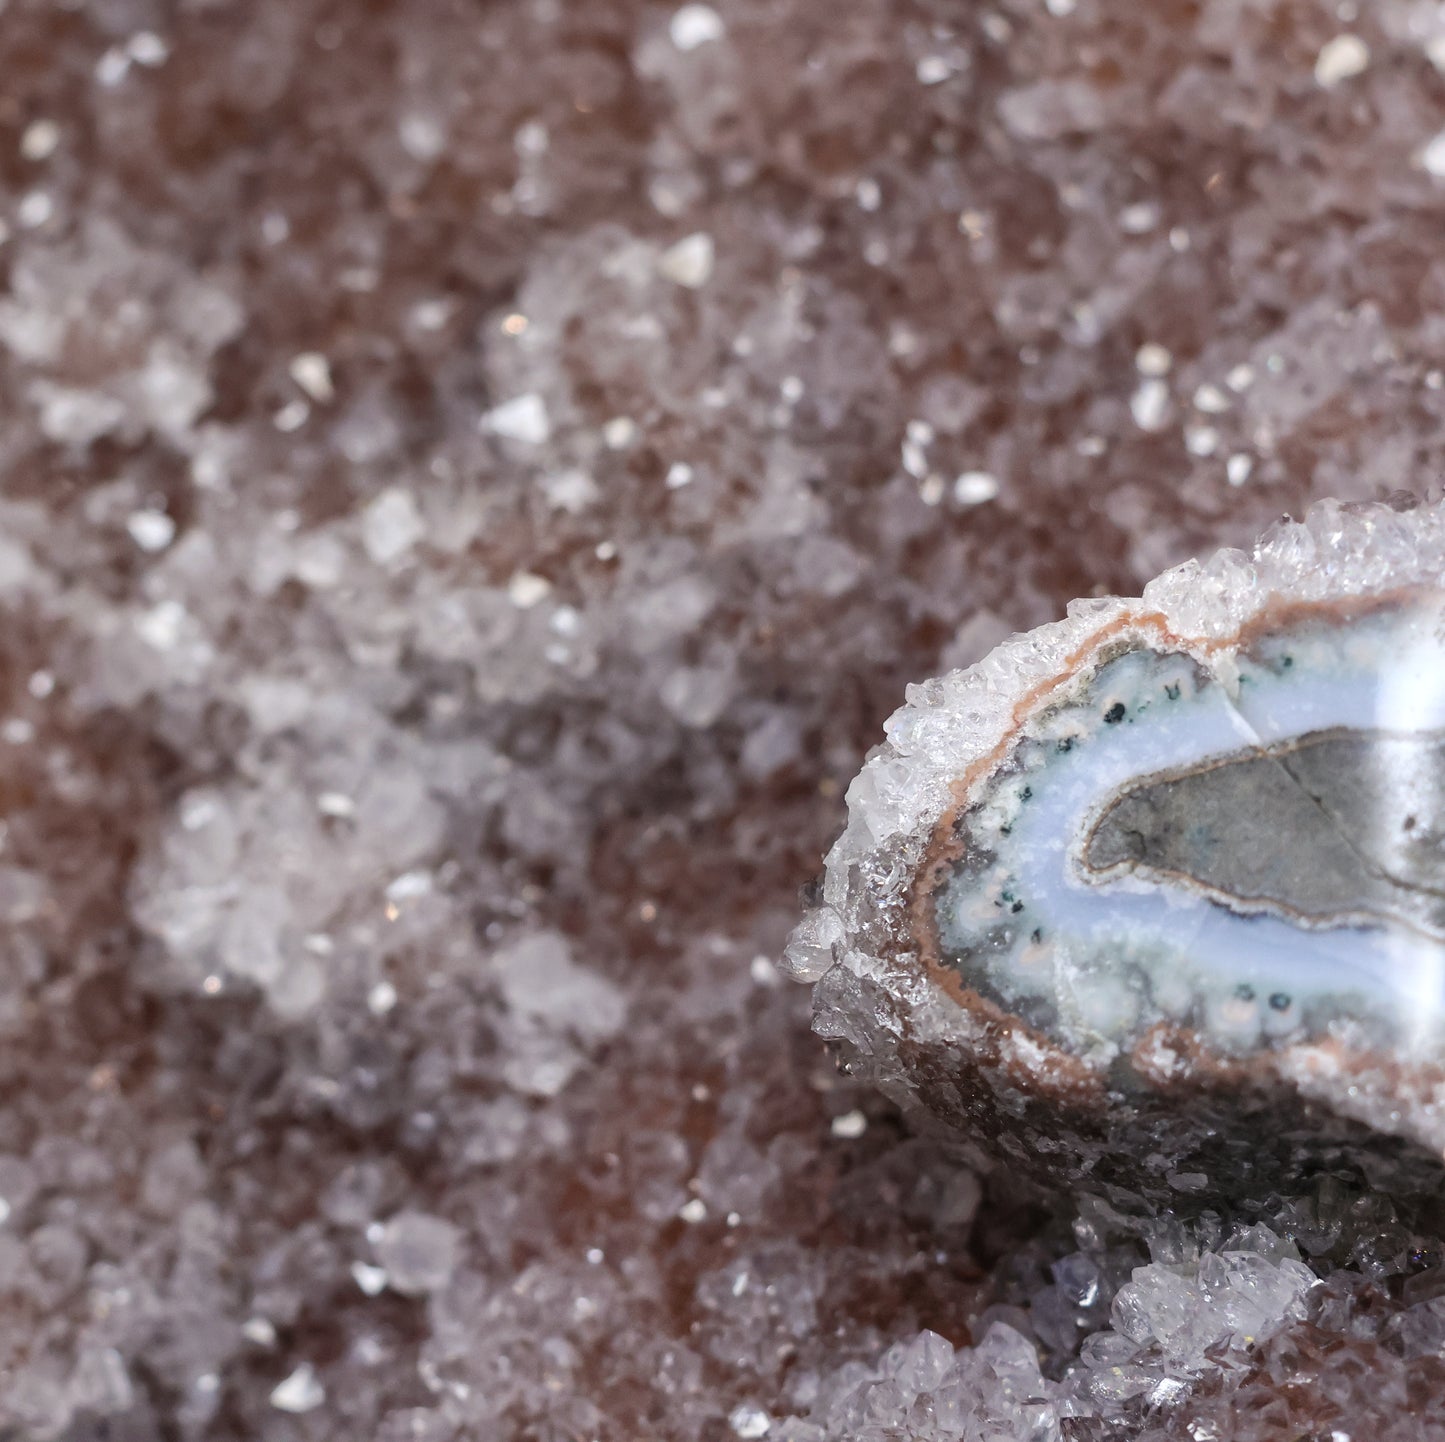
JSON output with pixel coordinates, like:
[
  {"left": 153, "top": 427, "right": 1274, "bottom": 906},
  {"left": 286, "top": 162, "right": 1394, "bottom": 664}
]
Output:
[{"left": 786, "top": 497, "right": 1445, "bottom": 1207}]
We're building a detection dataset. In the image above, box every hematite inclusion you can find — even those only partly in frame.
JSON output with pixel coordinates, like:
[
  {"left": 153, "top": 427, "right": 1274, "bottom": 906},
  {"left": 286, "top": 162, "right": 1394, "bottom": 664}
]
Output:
[{"left": 785, "top": 496, "right": 1445, "bottom": 1207}]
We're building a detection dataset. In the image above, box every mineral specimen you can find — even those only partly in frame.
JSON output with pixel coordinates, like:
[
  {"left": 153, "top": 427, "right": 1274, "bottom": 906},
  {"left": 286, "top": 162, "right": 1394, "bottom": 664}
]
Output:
[{"left": 788, "top": 497, "right": 1445, "bottom": 1207}]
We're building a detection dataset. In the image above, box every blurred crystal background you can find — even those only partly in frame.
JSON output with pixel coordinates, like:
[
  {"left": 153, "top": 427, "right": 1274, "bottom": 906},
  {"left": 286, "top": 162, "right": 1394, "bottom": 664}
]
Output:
[{"left": 2, "top": 0, "right": 1445, "bottom": 1438}]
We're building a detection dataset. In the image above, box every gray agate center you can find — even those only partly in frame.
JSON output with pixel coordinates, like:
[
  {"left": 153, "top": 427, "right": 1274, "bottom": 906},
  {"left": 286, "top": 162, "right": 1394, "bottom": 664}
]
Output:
[{"left": 1083, "top": 729, "right": 1445, "bottom": 942}]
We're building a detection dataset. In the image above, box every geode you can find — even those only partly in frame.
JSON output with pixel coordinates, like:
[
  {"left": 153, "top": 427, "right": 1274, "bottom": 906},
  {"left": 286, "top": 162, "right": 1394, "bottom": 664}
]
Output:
[{"left": 785, "top": 496, "right": 1445, "bottom": 1210}]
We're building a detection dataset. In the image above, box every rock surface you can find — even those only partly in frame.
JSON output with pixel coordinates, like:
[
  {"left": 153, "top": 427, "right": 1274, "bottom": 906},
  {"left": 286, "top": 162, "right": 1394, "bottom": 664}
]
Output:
[{"left": 1, "top": 0, "right": 1445, "bottom": 1438}]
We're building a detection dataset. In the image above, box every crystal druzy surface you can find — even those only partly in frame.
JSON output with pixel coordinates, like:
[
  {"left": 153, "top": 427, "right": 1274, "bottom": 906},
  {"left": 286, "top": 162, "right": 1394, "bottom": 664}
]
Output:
[
  {"left": 21, "top": 0, "right": 1445, "bottom": 1437},
  {"left": 790, "top": 499, "right": 1445, "bottom": 1193}
]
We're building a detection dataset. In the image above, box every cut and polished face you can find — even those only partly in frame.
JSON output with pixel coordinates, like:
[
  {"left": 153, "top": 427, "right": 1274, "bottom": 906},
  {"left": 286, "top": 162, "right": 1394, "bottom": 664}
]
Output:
[
  {"left": 1082, "top": 729, "right": 1445, "bottom": 941},
  {"left": 927, "top": 595, "right": 1445, "bottom": 1061}
]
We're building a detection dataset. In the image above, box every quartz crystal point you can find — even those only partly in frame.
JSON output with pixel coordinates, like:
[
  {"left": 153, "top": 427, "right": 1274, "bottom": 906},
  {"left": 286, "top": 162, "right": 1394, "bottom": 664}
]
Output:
[{"left": 786, "top": 496, "right": 1445, "bottom": 1206}]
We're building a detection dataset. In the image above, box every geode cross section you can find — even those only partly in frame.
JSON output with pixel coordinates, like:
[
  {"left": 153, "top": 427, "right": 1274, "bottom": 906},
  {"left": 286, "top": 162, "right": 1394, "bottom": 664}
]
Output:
[
  {"left": 787, "top": 499, "right": 1445, "bottom": 1207},
  {"left": 927, "top": 599, "right": 1445, "bottom": 1060}
]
